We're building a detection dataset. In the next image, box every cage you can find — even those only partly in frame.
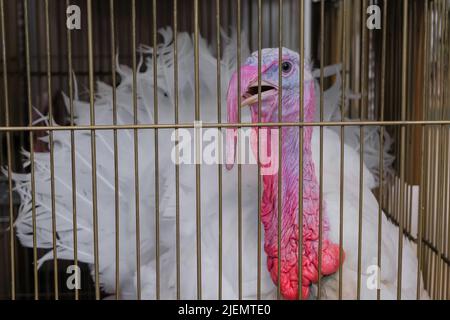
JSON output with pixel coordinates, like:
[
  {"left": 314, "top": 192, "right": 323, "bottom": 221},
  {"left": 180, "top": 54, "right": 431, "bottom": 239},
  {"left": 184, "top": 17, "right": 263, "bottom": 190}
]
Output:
[{"left": 0, "top": 0, "right": 449, "bottom": 300}]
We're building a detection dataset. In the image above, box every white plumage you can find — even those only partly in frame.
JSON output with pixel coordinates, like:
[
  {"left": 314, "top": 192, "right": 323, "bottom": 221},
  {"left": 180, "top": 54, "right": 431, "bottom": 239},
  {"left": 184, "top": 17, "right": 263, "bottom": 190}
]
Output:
[
  {"left": 311, "top": 128, "right": 428, "bottom": 299},
  {"left": 6, "top": 28, "right": 428, "bottom": 300}
]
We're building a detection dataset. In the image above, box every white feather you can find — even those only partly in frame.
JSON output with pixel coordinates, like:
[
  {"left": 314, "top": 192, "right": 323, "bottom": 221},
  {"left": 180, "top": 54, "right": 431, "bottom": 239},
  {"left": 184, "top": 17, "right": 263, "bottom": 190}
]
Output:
[{"left": 311, "top": 128, "right": 428, "bottom": 299}]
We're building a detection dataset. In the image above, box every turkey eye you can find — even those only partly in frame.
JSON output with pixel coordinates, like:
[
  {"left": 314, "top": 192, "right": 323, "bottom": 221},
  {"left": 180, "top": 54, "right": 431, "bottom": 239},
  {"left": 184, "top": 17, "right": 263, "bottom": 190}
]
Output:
[{"left": 281, "top": 61, "right": 293, "bottom": 74}]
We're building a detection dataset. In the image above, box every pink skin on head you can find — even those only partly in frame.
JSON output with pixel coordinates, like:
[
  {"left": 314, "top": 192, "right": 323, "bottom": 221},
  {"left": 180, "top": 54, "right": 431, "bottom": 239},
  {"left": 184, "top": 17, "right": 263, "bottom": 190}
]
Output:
[{"left": 226, "top": 53, "right": 344, "bottom": 300}]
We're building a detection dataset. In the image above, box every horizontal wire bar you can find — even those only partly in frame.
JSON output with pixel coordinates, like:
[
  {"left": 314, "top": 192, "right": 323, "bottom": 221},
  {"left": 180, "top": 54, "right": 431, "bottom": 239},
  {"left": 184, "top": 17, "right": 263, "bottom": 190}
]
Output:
[{"left": 1, "top": 120, "right": 450, "bottom": 132}]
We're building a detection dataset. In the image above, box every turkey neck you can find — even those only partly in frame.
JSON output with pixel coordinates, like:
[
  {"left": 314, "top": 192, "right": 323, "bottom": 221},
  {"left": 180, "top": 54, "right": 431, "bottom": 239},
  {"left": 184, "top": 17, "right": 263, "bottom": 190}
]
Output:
[
  {"left": 261, "top": 125, "right": 310, "bottom": 298},
  {"left": 261, "top": 121, "right": 340, "bottom": 300}
]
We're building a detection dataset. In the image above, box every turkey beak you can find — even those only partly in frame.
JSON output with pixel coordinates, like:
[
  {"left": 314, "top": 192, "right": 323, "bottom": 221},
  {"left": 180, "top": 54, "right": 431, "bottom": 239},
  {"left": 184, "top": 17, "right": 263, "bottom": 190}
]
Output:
[{"left": 241, "top": 80, "right": 278, "bottom": 108}]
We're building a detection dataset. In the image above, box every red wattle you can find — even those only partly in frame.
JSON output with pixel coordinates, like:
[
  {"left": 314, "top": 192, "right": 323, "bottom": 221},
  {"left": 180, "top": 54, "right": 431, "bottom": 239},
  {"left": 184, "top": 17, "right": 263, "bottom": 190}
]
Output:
[
  {"left": 321, "top": 242, "right": 344, "bottom": 276},
  {"left": 256, "top": 82, "right": 345, "bottom": 300}
]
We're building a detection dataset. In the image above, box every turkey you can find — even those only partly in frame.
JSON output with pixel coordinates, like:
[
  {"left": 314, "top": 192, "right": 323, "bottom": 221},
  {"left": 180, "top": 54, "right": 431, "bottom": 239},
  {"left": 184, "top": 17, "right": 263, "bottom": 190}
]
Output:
[
  {"left": 226, "top": 47, "right": 429, "bottom": 300},
  {"left": 5, "top": 28, "right": 427, "bottom": 300}
]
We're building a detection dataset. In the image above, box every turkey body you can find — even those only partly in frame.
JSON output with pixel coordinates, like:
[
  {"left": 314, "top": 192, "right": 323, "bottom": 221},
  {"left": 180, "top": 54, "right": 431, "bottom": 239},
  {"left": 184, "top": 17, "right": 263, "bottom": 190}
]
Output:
[{"left": 7, "top": 28, "right": 428, "bottom": 300}]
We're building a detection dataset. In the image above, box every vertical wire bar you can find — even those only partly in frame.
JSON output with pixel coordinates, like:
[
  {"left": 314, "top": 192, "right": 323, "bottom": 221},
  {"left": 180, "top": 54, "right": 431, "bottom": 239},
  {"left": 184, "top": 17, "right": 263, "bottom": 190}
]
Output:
[
  {"left": 433, "top": 0, "right": 443, "bottom": 299},
  {"left": 56, "top": 0, "right": 64, "bottom": 126},
  {"left": 433, "top": 0, "right": 442, "bottom": 299},
  {"left": 395, "top": 174, "right": 399, "bottom": 224},
  {"left": 425, "top": 91, "right": 431, "bottom": 277},
  {"left": 442, "top": 32, "right": 448, "bottom": 296},
  {"left": 338, "top": 0, "right": 347, "bottom": 300},
  {"left": 130, "top": 0, "right": 142, "bottom": 300},
  {"left": 317, "top": 0, "right": 325, "bottom": 300},
  {"left": 423, "top": 112, "right": 431, "bottom": 292},
  {"left": 432, "top": 0, "right": 443, "bottom": 299},
  {"left": 297, "top": 0, "right": 304, "bottom": 301},
  {"left": 23, "top": 0, "right": 39, "bottom": 300},
  {"left": 0, "top": 49, "right": 2, "bottom": 168},
  {"left": 441, "top": 0, "right": 448, "bottom": 299},
  {"left": 444, "top": 1, "right": 450, "bottom": 301},
  {"left": 425, "top": 10, "right": 434, "bottom": 291},
  {"left": 407, "top": 185, "right": 412, "bottom": 237},
  {"left": 377, "top": 0, "right": 388, "bottom": 301},
  {"left": 44, "top": 0, "right": 59, "bottom": 300},
  {"left": 109, "top": 0, "right": 120, "bottom": 300},
  {"left": 216, "top": 0, "right": 223, "bottom": 300},
  {"left": 0, "top": 65, "right": 2, "bottom": 170},
  {"left": 86, "top": 0, "right": 100, "bottom": 300},
  {"left": 416, "top": 77, "right": 426, "bottom": 297},
  {"left": 357, "top": 0, "right": 367, "bottom": 300},
  {"left": 428, "top": 124, "right": 436, "bottom": 297},
  {"left": 66, "top": 0, "right": 79, "bottom": 301},
  {"left": 430, "top": 2, "right": 438, "bottom": 298},
  {"left": 17, "top": 1, "right": 25, "bottom": 170},
  {"left": 444, "top": 122, "right": 449, "bottom": 294},
  {"left": 174, "top": 0, "right": 181, "bottom": 300},
  {"left": 257, "top": 0, "right": 262, "bottom": 301},
  {"left": 438, "top": 134, "right": 448, "bottom": 299},
  {"left": 152, "top": 0, "right": 161, "bottom": 300},
  {"left": 237, "top": 0, "right": 243, "bottom": 300},
  {"left": 277, "top": 0, "right": 283, "bottom": 301},
  {"left": 436, "top": 0, "right": 447, "bottom": 299},
  {"left": 193, "top": 0, "right": 202, "bottom": 300},
  {"left": 0, "top": 0, "right": 15, "bottom": 300},
  {"left": 397, "top": 0, "right": 409, "bottom": 300},
  {"left": 25, "top": 0, "right": 36, "bottom": 300}
]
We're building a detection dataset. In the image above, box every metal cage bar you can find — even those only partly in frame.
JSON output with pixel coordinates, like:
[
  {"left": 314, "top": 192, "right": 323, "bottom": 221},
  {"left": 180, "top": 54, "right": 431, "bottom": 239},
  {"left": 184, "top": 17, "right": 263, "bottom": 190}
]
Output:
[
  {"left": 416, "top": 2, "right": 429, "bottom": 299},
  {"left": 256, "top": 0, "right": 263, "bottom": 301},
  {"left": 23, "top": 0, "right": 39, "bottom": 300},
  {"left": 317, "top": 0, "right": 325, "bottom": 299},
  {"left": 193, "top": 0, "right": 202, "bottom": 300},
  {"left": 276, "top": 0, "right": 283, "bottom": 301},
  {"left": 66, "top": 0, "right": 79, "bottom": 302},
  {"left": 237, "top": 0, "right": 243, "bottom": 300},
  {"left": 86, "top": 0, "right": 101, "bottom": 300},
  {"left": 297, "top": 0, "right": 305, "bottom": 301},
  {"left": 338, "top": 0, "right": 348, "bottom": 301},
  {"left": 108, "top": 0, "right": 120, "bottom": 301},
  {"left": 357, "top": 0, "right": 368, "bottom": 300},
  {"left": 173, "top": 0, "right": 181, "bottom": 300},
  {"left": 130, "top": 0, "right": 141, "bottom": 300},
  {"left": 0, "top": 0, "right": 15, "bottom": 301},
  {"left": 152, "top": 0, "right": 161, "bottom": 300},
  {"left": 44, "top": 0, "right": 59, "bottom": 300}
]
